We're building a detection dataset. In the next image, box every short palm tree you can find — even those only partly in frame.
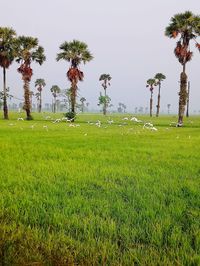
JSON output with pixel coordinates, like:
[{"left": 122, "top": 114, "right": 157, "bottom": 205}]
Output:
[
  {"left": 16, "top": 36, "right": 46, "bottom": 120},
  {"left": 50, "top": 85, "right": 61, "bottom": 113},
  {"left": 146, "top": 78, "right": 157, "bottom": 117},
  {"left": 0, "top": 27, "right": 17, "bottom": 119},
  {"left": 35, "top": 78, "right": 46, "bottom": 113},
  {"left": 56, "top": 40, "right": 93, "bottom": 120},
  {"left": 99, "top": 74, "right": 112, "bottom": 115},
  {"left": 154, "top": 73, "right": 166, "bottom": 117},
  {"left": 165, "top": 11, "right": 200, "bottom": 126}
]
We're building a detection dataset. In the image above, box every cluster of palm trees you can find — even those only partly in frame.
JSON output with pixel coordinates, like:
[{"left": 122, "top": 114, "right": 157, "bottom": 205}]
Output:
[
  {"left": 1, "top": 11, "right": 200, "bottom": 125},
  {"left": 146, "top": 73, "right": 166, "bottom": 117}
]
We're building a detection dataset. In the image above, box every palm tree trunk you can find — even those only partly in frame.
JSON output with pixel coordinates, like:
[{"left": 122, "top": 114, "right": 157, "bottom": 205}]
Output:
[
  {"left": 71, "top": 81, "right": 77, "bottom": 120},
  {"left": 150, "top": 91, "right": 153, "bottom": 117},
  {"left": 156, "top": 84, "right": 161, "bottom": 117},
  {"left": 38, "top": 91, "right": 42, "bottom": 113},
  {"left": 103, "top": 88, "right": 107, "bottom": 115},
  {"left": 186, "top": 81, "right": 190, "bottom": 117},
  {"left": 54, "top": 95, "right": 56, "bottom": 113},
  {"left": 3, "top": 67, "right": 9, "bottom": 119},
  {"left": 178, "top": 64, "right": 187, "bottom": 126},
  {"left": 23, "top": 78, "right": 32, "bottom": 120}
]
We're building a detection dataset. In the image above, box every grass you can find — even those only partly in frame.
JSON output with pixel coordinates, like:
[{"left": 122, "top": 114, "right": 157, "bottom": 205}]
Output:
[{"left": 0, "top": 112, "right": 200, "bottom": 265}]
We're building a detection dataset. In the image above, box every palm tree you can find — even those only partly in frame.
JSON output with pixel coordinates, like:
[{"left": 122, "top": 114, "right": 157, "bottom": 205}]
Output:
[
  {"left": 0, "top": 27, "right": 17, "bottom": 119},
  {"left": 146, "top": 78, "right": 157, "bottom": 117},
  {"left": 99, "top": 74, "right": 112, "bottom": 115},
  {"left": 80, "top": 97, "right": 86, "bottom": 112},
  {"left": 50, "top": 85, "right": 61, "bottom": 113},
  {"left": 165, "top": 11, "right": 200, "bottom": 126},
  {"left": 56, "top": 40, "right": 93, "bottom": 120},
  {"left": 167, "top": 104, "right": 171, "bottom": 114},
  {"left": 35, "top": 78, "right": 46, "bottom": 113},
  {"left": 16, "top": 36, "right": 45, "bottom": 120},
  {"left": 154, "top": 73, "right": 166, "bottom": 117}
]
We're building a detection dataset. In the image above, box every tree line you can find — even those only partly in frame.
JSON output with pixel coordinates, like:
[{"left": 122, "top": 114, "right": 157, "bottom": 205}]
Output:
[{"left": 1, "top": 11, "right": 200, "bottom": 125}]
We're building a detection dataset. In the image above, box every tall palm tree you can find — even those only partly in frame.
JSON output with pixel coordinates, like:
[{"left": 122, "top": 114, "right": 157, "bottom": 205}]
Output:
[
  {"left": 99, "top": 74, "right": 112, "bottom": 115},
  {"left": 165, "top": 11, "right": 200, "bottom": 126},
  {"left": 0, "top": 27, "right": 17, "bottom": 119},
  {"left": 35, "top": 78, "right": 46, "bottom": 113},
  {"left": 56, "top": 40, "right": 93, "bottom": 120},
  {"left": 146, "top": 78, "right": 157, "bottom": 117},
  {"left": 16, "top": 36, "right": 45, "bottom": 120},
  {"left": 50, "top": 85, "right": 61, "bottom": 113},
  {"left": 154, "top": 73, "right": 166, "bottom": 117}
]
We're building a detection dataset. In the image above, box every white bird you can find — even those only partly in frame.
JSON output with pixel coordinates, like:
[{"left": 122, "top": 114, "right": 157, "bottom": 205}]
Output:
[
  {"left": 95, "top": 120, "right": 101, "bottom": 127},
  {"left": 151, "top": 127, "right": 158, "bottom": 131},
  {"left": 143, "top": 122, "right": 153, "bottom": 129},
  {"left": 122, "top": 117, "right": 129, "bottom": 120},
  {"left": 107, "top": 119, "right": 114, "bottom": 124},
  {"left": 69, "top": 123, "right": 75, "bottom": 127},
  {"left": 130, "top": 117, "right": 142, "bottom": 123},
  {"left": 17, "top": 117, "right": 24, "bottom": 121}
]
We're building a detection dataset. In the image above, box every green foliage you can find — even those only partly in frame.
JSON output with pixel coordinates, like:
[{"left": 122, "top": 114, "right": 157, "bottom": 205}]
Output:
[
  {"left": 64, "top": 111, "right": 76, "bottom": 120},
  {"left": 98, "top": 93, "right": 111, "bottom": 106}
]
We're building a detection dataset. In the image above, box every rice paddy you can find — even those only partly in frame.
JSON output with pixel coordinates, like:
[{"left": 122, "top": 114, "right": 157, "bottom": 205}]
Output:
[{"left": 0, "top": 113, "right": 200, "bottom": 265}]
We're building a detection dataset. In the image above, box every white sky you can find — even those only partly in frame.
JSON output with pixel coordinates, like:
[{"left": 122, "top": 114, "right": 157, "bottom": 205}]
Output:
[{"left": 1, "top": 0, "right": 200, "bottom": 113}]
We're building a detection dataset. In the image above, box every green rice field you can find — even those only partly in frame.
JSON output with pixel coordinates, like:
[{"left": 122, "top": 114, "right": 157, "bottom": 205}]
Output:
[{"left": 0, "top": 112, "right": 200, "bottom": 265}]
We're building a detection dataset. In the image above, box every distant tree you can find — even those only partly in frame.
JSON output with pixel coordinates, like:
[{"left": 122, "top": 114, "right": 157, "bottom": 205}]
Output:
[
  {"left": 16, "top": 36, "right": 45, "bottom": 120},
  {"left": 29, "top": 91, "right": 34, "bottom": 110},
  {"left": 154, "top": 73, "right": 166, "bottom": 117},
  {"left": 138, "top": 106, "right": 144, "bottom": 114},
  {"left": 165, "top": 11, "right": 200, "bottom": 126},
  {"left": 80, "top": 97, "right": 86, "bottom": 112},
  {"left": 167, "top": 104, "right": 171, "bottom": 114},
  {"left": 56, "top": 40, "right": 93, "bottom": 120},
  {"left": 118, "top": 103, "right": 123, "bottom": 113},
  {"left": 50, "top": 85, "right": 61, "bottom": 113},
  {"left": 134, "top": 107, "right": 138, "bottom": 114},
  {"left": 35, "top": 79, "right": 46, "bottom": 113},
  {"left": 146, "top": 78, "right": 157, "bottom": 117},
  {"left": 99, "top": 74, "right": 112, "bottom": 115},
  {"left": 0, "top": 27, "right": 17, "bottom": 119}
]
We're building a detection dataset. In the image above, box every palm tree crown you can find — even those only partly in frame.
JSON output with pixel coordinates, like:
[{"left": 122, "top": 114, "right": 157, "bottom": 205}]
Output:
[
  {"left": 16, "top": 36, "right": 46, "bottom": 81},
  {"left": 0, "top": 27, "right": 17, "bottom": 69},
  {"left": 146, "top": 78, "right": 156, "bottom": 91},
  {"left": 154, "top": 73, "right": 166, "bottom": 84},
  {"left": 35, "top": 78, "right": 46, "bottom": 92},
  {"left": 165, "top": 11, "right": 200, "bottom": 66},
  {"left": 99, "top": 74, "right": 112, "bottom": 90}
]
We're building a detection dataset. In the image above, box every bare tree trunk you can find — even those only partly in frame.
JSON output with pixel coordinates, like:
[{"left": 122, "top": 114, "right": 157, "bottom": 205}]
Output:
[
  {"left": 150, "top": 91, "right": 153, "bottom": 117},
  {"left": 156, "top": 84, "right": 161, "bottom": 117},
  {"left": 178, "top": 67, "right": 187, "bottom": 126},
  {"left": 23, "top": 78, "right": 32, "bottom": 120},
  {"left": 3, "top": 67, "right": 9, "bottom": 119}
]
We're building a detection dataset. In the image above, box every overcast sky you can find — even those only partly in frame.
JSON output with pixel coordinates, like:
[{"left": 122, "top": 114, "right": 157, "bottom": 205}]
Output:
[{"left": 1, "top": 0, "right": 200, "bottom": 113}]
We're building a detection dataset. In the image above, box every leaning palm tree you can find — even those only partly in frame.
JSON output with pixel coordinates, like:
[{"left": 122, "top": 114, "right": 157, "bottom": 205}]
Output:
[
  {"left": 35, "top": 78, "right": 46, "bottom": 113},
  {"left": 16, "top": 36, "right": 46, "bottom": 120},
  {"left": 165, "top": 11, "right": 200, "bottom": 126},
  {"left": 56, "top": 40, "right": 93, "bottom": 120},
  {"left": 154, "top": 73, "right": 166, "bottom": 117},
  {"left": 0, "top": 27, "right": 17, "bottom": 119},
  {"left": 99, "top": 74, "right": 112, "bottom": 115},
  {"left": 146, "top": 78, "right": 157, "bottom": 117},
  {"left": 50, "top": 85, "right": 61, "bottom": 113}
]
